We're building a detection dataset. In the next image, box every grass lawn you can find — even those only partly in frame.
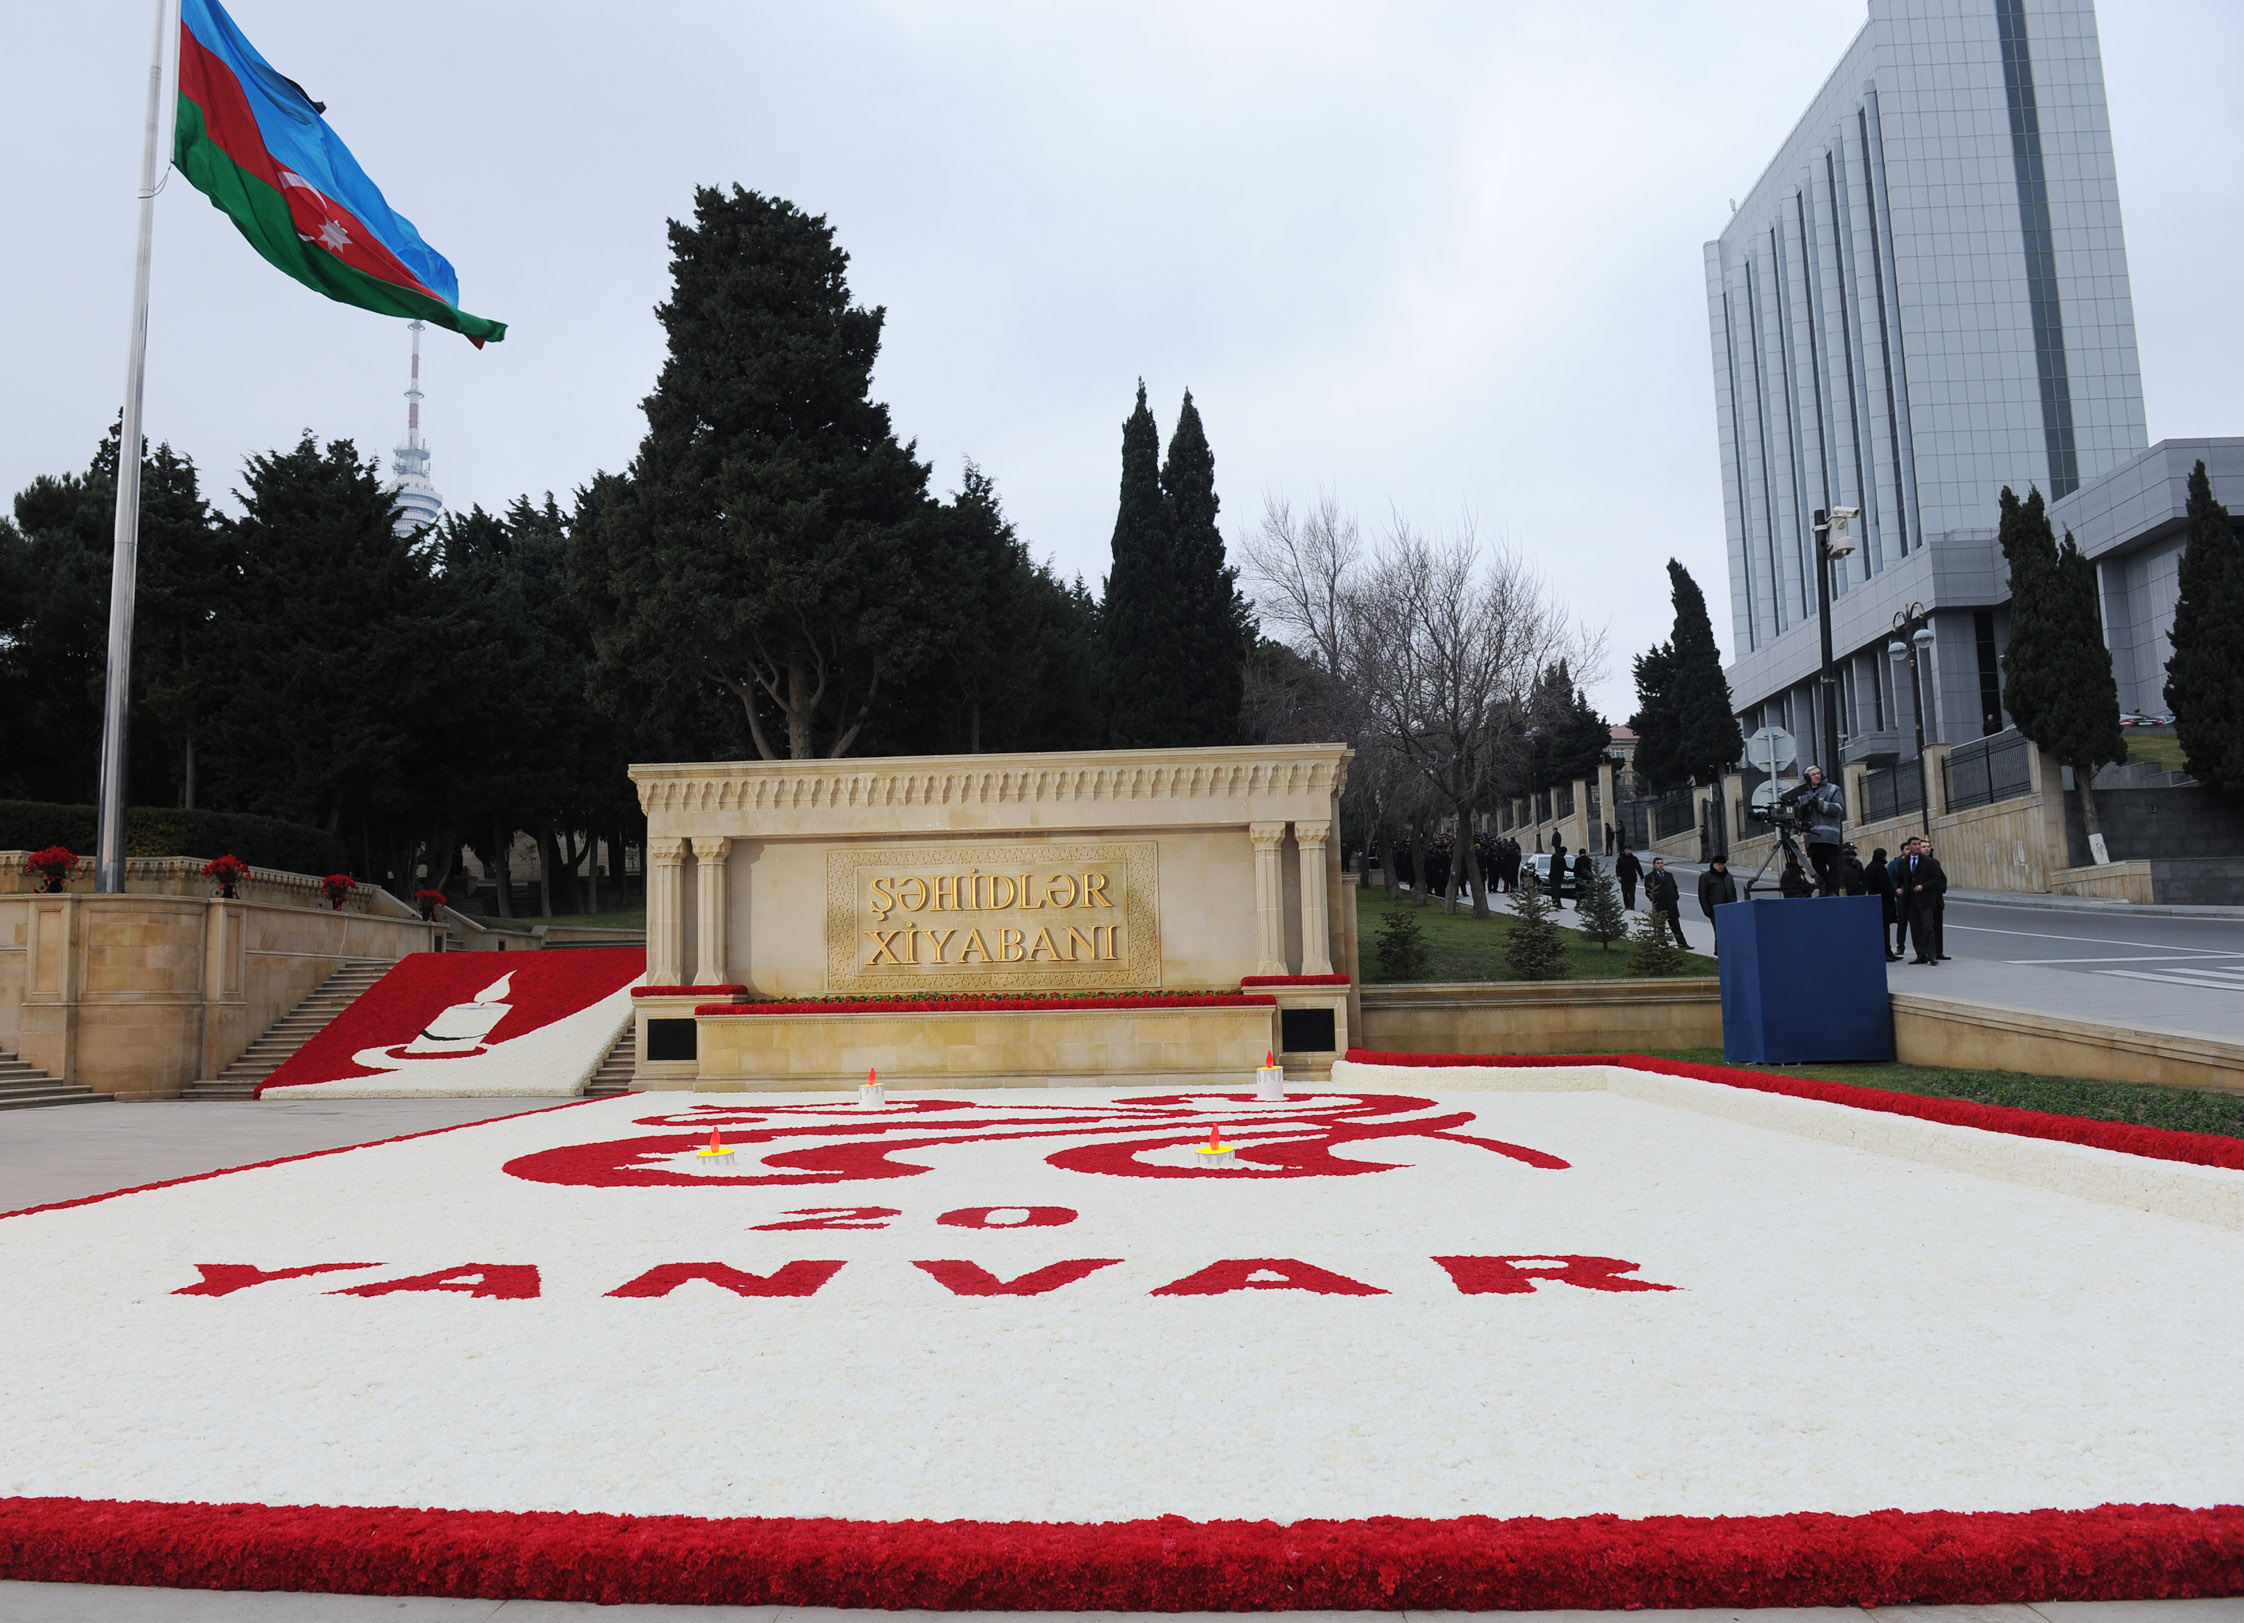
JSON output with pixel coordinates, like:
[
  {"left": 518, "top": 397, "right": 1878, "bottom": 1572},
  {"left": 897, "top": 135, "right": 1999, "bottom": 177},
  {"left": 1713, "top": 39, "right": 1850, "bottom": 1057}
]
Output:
[
  {"left": 1634, "top": 1046, "right": 2244, "bottom": 1140},
  {"left": 461, "top": 907, "right": 646, "bottom": 933},
  {"left": 2125, "top": 729, "right": 2187, "bottom": 773},
  {"left": 1356, "top": 886, "right": 1716, "bottom": 983}
]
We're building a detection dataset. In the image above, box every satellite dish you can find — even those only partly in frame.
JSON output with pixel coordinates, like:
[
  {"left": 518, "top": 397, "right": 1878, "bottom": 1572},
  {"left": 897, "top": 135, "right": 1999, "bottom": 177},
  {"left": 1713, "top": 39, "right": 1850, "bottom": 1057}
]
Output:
[{"left": 1745, "top": 725, "right": 1797, "bottom": 775}]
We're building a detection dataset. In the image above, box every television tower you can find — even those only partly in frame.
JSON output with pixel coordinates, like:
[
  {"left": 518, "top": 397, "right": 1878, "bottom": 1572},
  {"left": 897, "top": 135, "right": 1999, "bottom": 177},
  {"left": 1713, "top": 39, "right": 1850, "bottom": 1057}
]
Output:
[{"left": 387, "top": 319, "right": 445, "bottom": 537}]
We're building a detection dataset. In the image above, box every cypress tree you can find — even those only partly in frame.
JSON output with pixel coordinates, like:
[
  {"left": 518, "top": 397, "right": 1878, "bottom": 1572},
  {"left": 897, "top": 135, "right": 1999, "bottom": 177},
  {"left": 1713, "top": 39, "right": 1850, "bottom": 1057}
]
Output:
[
  {"left": 1630, "top": 562, "right": 1740, "bottom": 788},
  {"left": 1159, "top": 390, "right": 1246, "bottom": 745},
  {"left": 1998, "top": 485, "right": 2125, "bottom": 846},
  {"left": 1104, "top": 382, "right": 1178, "bottom": 747},
  {"left": 1666, "top": 560, "right": 1744, "bottom": 782},
  {"left": 2165, "top": 461, "right": 2244, "bottom": 797}
]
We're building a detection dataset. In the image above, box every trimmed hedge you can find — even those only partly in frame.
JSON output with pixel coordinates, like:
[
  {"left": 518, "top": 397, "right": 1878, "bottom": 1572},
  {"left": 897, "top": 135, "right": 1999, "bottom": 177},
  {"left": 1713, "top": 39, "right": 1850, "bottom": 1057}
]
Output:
[{"left": 0, "top": 801, "right": 348, "bottom": 879}]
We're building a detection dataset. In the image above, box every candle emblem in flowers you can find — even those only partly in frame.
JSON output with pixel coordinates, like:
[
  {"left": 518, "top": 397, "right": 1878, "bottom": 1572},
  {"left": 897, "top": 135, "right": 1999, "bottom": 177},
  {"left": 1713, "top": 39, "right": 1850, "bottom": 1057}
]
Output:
[
  {"left": 692, "top": 1126, "right": 737, "bottom": 1175},
  {"left": 1255, "top": 1049, "right": 1285, "bottom": 1102},
  {"left": 398, "top": 972, "right": 514, "bottom": 1057},
  {"left": 1194, "top": 1122, "right": 1236, "bottom": 1170},
  {"left": 858, "top": 1067, "right": 887, "bottom": 1108}
]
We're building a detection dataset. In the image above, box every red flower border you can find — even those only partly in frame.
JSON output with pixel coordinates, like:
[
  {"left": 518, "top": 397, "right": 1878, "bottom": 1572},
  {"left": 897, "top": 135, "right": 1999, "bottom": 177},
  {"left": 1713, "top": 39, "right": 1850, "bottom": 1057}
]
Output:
[
  {"left": 700, "top": 993, "right": 1278, "bottom": 1017},
  {"left": 0, "top": 1496, "right": 2238, "bottom": 1609},
  {"left": 631, "top": 984, "right": 748, "bottom": 998},
  {"left": 1344, "top": 1049, "right": 2244, "bottom": 1172},
  {"left": 1240, "top": 973, "right": 1352, "bottom": 987}
]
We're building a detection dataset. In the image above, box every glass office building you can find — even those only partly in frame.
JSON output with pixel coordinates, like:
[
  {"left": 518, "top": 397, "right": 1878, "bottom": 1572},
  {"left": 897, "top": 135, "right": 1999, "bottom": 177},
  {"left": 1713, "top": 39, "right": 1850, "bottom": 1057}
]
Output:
[{"left": 1705, "top": 0, "right": 2145, "bottom": 765}]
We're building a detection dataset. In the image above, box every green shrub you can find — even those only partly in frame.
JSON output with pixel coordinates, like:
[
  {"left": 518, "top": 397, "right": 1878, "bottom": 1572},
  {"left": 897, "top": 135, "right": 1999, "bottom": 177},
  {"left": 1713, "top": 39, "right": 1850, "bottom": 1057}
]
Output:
[
  {"left": 1503, "top": 880, "right": 1568, "bottom": 980},
  {"left": 1626, "top": 909, "right": 1689, "bottom": 977},
  {"left": 0, "top": 801, "right": 348, "bottom": 878},
  {"left": 1374, "top": 905, "right": 1431, "bottom": 980},
  {"left": 1575, "top": 859, "right": 1629, "bottom": 950}
]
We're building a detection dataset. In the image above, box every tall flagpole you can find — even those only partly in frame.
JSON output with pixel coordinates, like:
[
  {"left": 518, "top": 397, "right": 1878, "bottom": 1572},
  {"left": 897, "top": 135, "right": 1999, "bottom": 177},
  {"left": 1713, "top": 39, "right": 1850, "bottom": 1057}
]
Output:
[{"left": 96, "top": 0, "right": 173, "bottom": 893}]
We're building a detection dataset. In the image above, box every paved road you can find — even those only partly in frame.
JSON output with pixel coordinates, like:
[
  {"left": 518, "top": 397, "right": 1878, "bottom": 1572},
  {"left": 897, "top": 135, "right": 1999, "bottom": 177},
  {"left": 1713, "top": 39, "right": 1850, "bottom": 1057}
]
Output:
[{"left": 1501, "top": 861, "right": 2244, "bottom": 1044}]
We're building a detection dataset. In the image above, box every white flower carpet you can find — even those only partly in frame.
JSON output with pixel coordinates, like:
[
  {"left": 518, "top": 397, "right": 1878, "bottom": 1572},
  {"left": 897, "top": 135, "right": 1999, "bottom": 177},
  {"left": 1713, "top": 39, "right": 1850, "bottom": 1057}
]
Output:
[{"left": 3, "top": 1061, "right": 2240, "bottom": 1607}]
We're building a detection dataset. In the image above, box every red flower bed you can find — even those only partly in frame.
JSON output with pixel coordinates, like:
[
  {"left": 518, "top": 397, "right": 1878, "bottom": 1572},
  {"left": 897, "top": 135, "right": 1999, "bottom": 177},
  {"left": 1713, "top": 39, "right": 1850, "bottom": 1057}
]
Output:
[
  {"left": 1346, "top": 1049, "right": 2244, "bottom": 1171},
  {"left": 1241, "top": 974, "right": 1351, "bottom": 987},
  {"left": 631, "top": 984, "right": 748, "bottom": 998},
  {"left": 255, "top": 949, "right": 645, "bottom": 1095},
  {"left": 0, "top": 1496, "right": 2238, "bottom": 1609},
  {"left": 700, "top": 993, "right": 1277, "bottom": 1017}
]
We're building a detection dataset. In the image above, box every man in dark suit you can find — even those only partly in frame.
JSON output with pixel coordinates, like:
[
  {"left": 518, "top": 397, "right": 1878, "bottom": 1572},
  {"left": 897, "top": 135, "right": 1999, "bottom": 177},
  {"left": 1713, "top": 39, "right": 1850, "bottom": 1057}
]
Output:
[
  {"left": 1548, "top": 833, "right": 1568, "bottom": 909},
  {"left": 1893, "top": 837, "right": 1946, "bottom": 964}
]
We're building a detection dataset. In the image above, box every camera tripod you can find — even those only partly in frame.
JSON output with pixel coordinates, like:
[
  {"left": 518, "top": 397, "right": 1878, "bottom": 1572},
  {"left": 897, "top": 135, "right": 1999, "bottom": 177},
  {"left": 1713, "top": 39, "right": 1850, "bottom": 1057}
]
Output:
[{"left": 1740, "top": 813, "right": 1811, "bottom": 900}]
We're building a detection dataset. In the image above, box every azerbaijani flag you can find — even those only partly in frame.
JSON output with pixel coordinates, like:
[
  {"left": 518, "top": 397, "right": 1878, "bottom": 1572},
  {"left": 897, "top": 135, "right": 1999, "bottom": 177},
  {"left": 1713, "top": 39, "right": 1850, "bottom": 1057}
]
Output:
[{"left": 172, "top": 0, "right": 505, "bottom": 345}]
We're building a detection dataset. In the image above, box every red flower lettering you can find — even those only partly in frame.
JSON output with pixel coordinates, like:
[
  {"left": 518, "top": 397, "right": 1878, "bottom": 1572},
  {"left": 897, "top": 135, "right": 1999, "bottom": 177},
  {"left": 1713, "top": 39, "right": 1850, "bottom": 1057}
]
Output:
[
  {"left": 913, "top": 1259, "right": 1120, "bottom": 1296},
  {"left": 331, "top": 1264, "right": 541, "bottom": 1299},
  {"left": 1151, "top": 1258, "right": 1388, "bottom": 1296},
  {"left": 1432, "top": 1255, "right": 1678, "bottom": 1294},
  {"left": 172, "top": 1262, "right": 378, "bottom": 1297},
  {"left": 750, "top": 1207, "right": 900, "bottom": 1231},
  {"left": 606, "top": 1261, "right": 845, "bottom": 1298},
  {"left": 936, "top": 1206, "right": 1077, "bottom": 1228}
]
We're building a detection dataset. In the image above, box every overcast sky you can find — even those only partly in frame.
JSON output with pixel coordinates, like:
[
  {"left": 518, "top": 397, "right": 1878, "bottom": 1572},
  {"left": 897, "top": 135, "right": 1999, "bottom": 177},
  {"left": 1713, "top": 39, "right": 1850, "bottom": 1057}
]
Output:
[{"left": 9, "top": 2, "right": 2243, "bottom": 722}]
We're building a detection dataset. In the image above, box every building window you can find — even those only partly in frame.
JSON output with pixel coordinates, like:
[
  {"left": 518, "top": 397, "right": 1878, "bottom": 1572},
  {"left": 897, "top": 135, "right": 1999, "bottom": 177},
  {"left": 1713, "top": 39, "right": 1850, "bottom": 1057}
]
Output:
[{"left": 1974, "top": 609, "right": 2004, "bottom": 737}]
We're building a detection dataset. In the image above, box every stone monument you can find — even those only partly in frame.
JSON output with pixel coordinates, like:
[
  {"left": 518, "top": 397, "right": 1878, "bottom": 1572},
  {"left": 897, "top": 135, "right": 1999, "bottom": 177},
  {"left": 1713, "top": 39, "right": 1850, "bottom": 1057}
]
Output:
[{"left": 628, "top": 744, "right": 1355, "bottom": 1090}]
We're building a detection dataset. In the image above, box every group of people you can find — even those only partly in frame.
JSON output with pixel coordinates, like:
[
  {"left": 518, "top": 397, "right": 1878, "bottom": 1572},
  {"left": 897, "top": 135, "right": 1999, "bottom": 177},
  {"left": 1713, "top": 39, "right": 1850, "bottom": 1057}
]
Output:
[{"left": 1865, "top": 835, "right": 1950, "bottom": 964}]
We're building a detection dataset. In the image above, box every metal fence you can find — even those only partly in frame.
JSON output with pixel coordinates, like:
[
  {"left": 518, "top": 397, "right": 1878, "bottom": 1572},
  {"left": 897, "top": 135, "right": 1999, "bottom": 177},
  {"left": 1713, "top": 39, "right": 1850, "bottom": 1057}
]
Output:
[
  {"left": 1551, "top": 782, "right": 1574, "bottom": 818},
  {"left": 1615, "top": 799, "right": 1652, "bottom": 851},
  {"left": 1651, "top": 788, "right": 1698, "bottom": 841},
  {"left": 1861, "top": 759, "right": 1926, "bottom": 824},
  {"left": 1943, "top": 728, "right": 2034, "bottom": 812}
]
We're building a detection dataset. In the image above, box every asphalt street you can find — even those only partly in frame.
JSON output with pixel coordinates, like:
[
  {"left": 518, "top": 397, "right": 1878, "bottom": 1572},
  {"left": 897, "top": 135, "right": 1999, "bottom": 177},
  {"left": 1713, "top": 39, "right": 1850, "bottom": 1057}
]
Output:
[{"left": 1512, "top": 859, "right": 2244, "bottom": 1044}]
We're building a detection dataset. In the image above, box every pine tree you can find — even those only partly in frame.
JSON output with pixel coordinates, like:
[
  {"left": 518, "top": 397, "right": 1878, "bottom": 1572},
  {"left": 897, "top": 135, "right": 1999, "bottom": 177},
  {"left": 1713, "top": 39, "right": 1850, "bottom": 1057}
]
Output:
[
  {"left": 1575, "top": 857, "right": 1628, "bottom": 950},
  {"left": 1158, "top": 391, "right": 1247, "bottom": 745},
  {"left": 1627, "top": 641, "right": 1682, "bottom": 790},
  {"left": 1626, "top": 908, "right": 1687, "bottom": 976},
  {"left": 1104, "top": 382, "right": 1178, "bottom": 747},
  {"left": 572, "top": 186, "right": 931, "bottom": 759},
  {"left": 2165, "top": 460, "right": 2244, "bottom": 797},
  {"left": 1373, "top": 904, "right": 1431, "bottom": 981},
  {"left": 1998, "top": 485, "right": 2126, "bottom": 846},
  {"left": 1503, "top": 877, "right": 1569, "bottom": 980}
]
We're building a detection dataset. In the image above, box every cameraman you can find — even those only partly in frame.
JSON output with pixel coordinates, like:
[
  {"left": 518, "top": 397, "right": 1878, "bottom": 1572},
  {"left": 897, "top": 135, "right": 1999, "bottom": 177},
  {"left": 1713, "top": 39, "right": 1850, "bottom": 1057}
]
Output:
[{"left": 1781, "top": 765, "right": 1846, "bottom": 896}]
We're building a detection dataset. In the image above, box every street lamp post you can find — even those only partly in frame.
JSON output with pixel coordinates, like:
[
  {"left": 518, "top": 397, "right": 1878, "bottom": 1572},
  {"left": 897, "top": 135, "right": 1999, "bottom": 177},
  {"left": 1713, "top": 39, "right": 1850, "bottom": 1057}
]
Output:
[
  {"left": 1888, "top": 603, "right": 1935, "bottom": 839},
  {"left": 1810, "top": 506, "right": 1860, "bottom": 783}
]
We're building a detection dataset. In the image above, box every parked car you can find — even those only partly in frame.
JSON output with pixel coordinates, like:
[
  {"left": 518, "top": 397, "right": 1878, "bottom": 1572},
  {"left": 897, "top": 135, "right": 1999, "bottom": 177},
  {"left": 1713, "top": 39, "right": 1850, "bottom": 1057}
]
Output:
[{"left": 1524, "top": 852, "right": 1579, "bottom": 899}]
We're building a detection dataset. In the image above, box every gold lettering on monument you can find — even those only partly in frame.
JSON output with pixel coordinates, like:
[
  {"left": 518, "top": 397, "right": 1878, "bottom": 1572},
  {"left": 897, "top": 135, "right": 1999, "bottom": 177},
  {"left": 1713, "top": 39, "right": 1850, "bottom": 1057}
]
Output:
[
  {"left": 828, "top": 842, "right": 1157, "bottom": 991},
  {"left": 860, "top": 864, "right": 1123, "bottom": 968}
]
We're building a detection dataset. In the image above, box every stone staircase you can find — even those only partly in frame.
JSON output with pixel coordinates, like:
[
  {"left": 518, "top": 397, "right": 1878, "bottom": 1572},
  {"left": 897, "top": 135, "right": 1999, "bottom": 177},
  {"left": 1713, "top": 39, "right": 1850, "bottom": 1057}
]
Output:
[
  {"left": 583, "top": 1023, "right": 636, "bottom": 1098},
  {"left": 181, "top": 959, "right": 393, "bottom": 1101},
  {"left": 0, "top": 1049, "right": 114, "bottom": 1111}
]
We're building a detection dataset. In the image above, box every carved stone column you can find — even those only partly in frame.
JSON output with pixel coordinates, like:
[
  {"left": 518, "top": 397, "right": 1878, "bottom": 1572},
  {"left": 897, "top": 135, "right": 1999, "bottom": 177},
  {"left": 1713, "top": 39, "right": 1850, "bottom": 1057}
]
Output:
[
  {"left": 1294, "top": 819, "right": 1333, "bottom": 975},
  {"left": 647, "top": 837, "right": 687, "bottom": 984},
  {"left": 692, "top": 835, "right": 732, "bottom": 986},
  {"left": 1249, "top": 821, "right": 1290, "bottom": 976}
]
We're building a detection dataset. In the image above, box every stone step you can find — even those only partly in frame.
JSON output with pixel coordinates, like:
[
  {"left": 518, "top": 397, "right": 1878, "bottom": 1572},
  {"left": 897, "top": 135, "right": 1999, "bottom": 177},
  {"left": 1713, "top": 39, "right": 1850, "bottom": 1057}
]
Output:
[
  {"left": 0, "top": 1050, "right": 113, "bottom": 1110},
  {"left": 179, "top": 1078, "right": 259, "bottom": 1101},
  {"left": 583, "top": 1027, "right": 637, "bottom": 1098},
  {"left": 187, "top": 960, "right": 394, "bottom": 1099}
]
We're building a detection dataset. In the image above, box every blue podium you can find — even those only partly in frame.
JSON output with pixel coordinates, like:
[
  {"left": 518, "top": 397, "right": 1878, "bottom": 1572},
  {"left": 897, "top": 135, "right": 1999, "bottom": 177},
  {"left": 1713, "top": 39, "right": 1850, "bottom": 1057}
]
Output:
[{"left": 1714, "top": 895, "right": 1893, "bottom": 1063}]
